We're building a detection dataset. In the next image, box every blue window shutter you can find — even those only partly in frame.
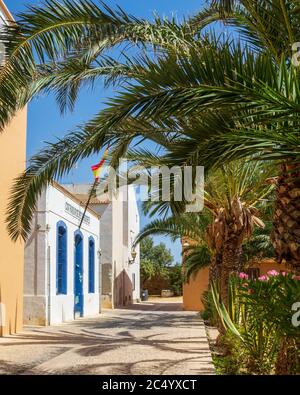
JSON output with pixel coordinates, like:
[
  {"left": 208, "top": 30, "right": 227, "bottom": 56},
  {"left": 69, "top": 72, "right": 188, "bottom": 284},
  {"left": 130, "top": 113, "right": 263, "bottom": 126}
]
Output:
[
  {"left": 88, "top": 238, "right": 95, "bottom": 293},
  {"left": 57, "top": 222, "right": 68, "bottom": 295},
  {"left": 61, "top": 229, "right": 67, "bottom": 294}
]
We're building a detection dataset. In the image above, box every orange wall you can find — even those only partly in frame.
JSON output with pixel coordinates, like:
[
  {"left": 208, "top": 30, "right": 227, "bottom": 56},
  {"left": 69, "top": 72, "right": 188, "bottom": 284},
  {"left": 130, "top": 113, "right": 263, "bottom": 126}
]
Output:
[
  {"left": 183, "top": 267, "right": 209, "bottom": 311},
  {"left": 183, "top": 260, "right": 289, "bottom": 312},
  {"left": 252, "top": 259, "right": 289, "bottom": 276},
  {"left": 0, "top": 109, "right": 27, "bottom": 336}
]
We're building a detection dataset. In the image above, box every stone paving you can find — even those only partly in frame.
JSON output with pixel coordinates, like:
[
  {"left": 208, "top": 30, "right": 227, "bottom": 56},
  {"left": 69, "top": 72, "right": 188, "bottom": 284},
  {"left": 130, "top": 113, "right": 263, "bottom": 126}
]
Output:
[{"left": 0, "top": 301, "right": 215, "bottom": 375}]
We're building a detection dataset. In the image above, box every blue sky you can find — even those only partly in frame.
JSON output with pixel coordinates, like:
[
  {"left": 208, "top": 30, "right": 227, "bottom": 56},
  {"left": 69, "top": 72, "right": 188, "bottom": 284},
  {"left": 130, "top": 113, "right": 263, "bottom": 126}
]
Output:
[{"left": 5, "top": 0, "right": 204, "bottom": 262}]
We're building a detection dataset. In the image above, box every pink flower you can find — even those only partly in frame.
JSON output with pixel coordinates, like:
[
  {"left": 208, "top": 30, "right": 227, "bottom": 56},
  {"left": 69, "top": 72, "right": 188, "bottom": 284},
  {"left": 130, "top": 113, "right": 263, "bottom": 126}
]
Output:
[
  {"left": 281, "top": 272, "right": 287, "bottom": 277},
  {"left": 258, "top": 275, "right": 269, "bottom": 281},
  {"left": 267, "top": 270, "right": 279, "bottom": 277},
  {"left": 239, "top": 272, "right": 249, "bottom": 280},
  {"left": 293, "top": 275, "right": 300, "bottom": 281}
]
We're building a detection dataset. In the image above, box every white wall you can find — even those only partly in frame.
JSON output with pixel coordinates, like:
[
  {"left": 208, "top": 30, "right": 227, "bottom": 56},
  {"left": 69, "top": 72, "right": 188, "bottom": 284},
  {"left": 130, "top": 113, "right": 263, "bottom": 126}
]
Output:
[
  {"left": 127, "top": 186, "right": 140, "bottom": 302},
  {"left": 62, "top": 183, "right": 141, "bottom": 307},
  {"left": 24, "top": 185, "right": 100, "bottom": 325}
]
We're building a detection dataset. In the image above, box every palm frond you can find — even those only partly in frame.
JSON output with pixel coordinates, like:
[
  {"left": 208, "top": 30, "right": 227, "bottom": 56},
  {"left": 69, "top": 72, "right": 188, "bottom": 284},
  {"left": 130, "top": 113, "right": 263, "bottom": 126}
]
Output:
[
  {"left": 184, "top": 245, "right": 211, "bottom": 282},
  {"left": 209, "top": 1, "right": 300, "bottom": 61},
  {"left": 0, "top": 0, "right": 204, "bottom": 129}
]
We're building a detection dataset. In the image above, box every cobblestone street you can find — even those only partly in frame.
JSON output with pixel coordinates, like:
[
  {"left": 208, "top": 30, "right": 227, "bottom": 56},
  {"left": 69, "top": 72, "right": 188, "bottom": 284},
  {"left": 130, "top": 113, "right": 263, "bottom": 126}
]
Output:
[{"left": 0, "top": 301, "right": 214, "bottom": 375}]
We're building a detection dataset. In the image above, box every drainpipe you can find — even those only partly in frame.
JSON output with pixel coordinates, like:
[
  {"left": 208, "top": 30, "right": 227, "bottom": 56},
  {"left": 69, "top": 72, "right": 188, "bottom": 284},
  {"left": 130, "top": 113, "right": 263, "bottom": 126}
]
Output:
[
  {"left": 97, "top": 247, "right": 102, "bottom": 314},
  {"left": 45, "top": 189, "right": 51, "bottom": 326},
  {"left": 47, "top": 242, "right": 51, "bottom": 325}
]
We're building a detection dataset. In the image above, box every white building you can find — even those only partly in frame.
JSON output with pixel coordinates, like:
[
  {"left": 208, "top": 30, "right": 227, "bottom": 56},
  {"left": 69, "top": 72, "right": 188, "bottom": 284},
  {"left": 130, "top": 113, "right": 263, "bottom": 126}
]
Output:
[
  {"left": 64, "top": 184, "right": 140, "bottom": 309},
  {"left": 24, "top": 182, "right": 100, "bottom": 325}
]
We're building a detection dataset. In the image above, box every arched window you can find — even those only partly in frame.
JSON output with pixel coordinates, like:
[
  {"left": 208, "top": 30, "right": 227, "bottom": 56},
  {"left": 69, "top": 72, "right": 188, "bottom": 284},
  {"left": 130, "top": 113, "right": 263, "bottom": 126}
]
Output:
[
  {"left": 56, "top": 221, "right": 67, "bottom": 295},
  {"left": 88, "top": 237, "right": 95, "bottom": 293}
]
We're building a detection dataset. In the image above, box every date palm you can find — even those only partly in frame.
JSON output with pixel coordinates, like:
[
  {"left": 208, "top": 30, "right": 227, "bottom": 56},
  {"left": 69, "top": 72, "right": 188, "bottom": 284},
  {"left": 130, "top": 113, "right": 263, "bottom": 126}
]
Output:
[
  {"left": 133, "top": 159, "right": 274, "bottom": 299},
  {"left": 0, "top": 0, "right": 219, "bottom": 240},
  {"left": 5, "top": 32, "right": 272, "bottom": 241},
  {"left": 195, "top": 0, "right": 300, "bottom": 273},
  {"left": 2, "top": 0, "right": 300, "bottom": 275},
  {"left": 134, "top": 212, "right": 212, "bottom": 283},
  {"left": 0, "top": 0, "right": 218, "bottom": 130}
]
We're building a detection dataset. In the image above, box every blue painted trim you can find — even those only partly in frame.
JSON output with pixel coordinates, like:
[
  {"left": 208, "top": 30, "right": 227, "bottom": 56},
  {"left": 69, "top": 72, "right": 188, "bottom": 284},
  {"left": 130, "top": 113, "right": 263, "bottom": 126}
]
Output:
[
  {"left": 88, "top": 236, "right": 95, "bottom": 294},
  {"left": 56, "top": 221, "right": 68, "bottom": 295},
  {"left": 74, "top": 230, "right": 84, "bottom": 317}
]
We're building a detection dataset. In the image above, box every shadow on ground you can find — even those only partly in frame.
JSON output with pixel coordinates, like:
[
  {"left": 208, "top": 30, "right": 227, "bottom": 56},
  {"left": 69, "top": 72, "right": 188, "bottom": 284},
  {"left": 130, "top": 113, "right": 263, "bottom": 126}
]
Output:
[{"left": 0, "top": 301, "right": 214, "bottom": 375}]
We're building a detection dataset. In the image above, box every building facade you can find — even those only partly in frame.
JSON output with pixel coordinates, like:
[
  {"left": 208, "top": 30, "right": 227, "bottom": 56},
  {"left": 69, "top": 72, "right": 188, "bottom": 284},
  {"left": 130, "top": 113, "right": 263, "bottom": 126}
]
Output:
[
  {"left": 64, "top": 184, "right": 140, "bottom": 309},
  {"left": 0, "top": 1, "right": 27, "bottom": 336},
  {"left": 24, "top": 183, "right": 100, "bottom": 325}
]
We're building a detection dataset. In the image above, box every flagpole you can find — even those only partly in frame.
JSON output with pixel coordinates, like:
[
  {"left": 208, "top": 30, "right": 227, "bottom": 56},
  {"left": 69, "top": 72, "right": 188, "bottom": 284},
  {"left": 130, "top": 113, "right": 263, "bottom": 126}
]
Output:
[
  {"left": 79, "top": 144, "right": 109, "bottom": 230},
  {"left": 78, "top": 178, "right": 98, "bottom": 230}
]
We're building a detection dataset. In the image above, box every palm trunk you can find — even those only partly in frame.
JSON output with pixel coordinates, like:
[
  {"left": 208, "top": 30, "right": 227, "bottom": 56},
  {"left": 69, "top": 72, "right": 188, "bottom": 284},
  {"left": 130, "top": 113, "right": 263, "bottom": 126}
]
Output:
[
  {"left": 275, "top": 337, "right": 299, "bottom": 375},
  {"left": 272, "top": 163, "right": 300, "bottom": 274},
  {"left": 220, "top": 233, "right": 243, "bottom": 304},
  {"left": 209, "top": 252, "right": 222, "bottom": 285}
]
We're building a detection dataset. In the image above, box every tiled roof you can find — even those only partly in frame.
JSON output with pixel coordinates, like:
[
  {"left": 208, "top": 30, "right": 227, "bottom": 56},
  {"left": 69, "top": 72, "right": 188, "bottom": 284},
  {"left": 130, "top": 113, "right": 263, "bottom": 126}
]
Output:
[{"left": 74, "top": 193, "right": 110, "bottom": 205}]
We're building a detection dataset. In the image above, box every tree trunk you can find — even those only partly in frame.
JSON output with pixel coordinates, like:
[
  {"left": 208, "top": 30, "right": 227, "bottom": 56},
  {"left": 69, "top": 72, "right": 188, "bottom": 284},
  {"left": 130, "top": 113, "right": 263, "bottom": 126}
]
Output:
[
  {"left": 272, "top": 163, "right": 300, "bottom": 274},
  {"left": 209, "top": 252, "right": 222, "bottom": 285},
  {"left": 275, "top": 337, "right": 299, "bottom": 375},
  {"left": 220, "top": 233, "right": 243, "bottom": 304}
]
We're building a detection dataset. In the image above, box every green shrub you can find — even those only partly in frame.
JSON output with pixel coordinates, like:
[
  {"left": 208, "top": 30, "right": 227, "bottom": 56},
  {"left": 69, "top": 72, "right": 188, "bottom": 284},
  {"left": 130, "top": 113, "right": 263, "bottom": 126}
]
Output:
[
  {"left": 211, "top": 272, "right": 300, "bottom": 375},
  {"left": 169, "top": 264, "right": 183, "bottom": 296},
  {"left": 200, "top": 289, "right": 219, "bottom": 326}
]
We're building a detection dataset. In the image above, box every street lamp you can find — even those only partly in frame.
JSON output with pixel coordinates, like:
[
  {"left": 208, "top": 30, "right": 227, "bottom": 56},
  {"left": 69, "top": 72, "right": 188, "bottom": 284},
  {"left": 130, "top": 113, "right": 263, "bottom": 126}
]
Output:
[
  {"left": 131, "top": 248, "right": 137, "bottom": 260},
  {"left": 129, "top": 248, "right": 137, "bottom": 264}
]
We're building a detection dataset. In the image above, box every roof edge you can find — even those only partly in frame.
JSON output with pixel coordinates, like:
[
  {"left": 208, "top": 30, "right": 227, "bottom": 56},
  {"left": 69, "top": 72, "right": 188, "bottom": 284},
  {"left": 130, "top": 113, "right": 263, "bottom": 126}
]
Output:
[
  {"left": 51, "top": 181, "right": 101, "bottom": 219},
  {"left": 0, "top": 1, "right": 14, "bottom": 22}
]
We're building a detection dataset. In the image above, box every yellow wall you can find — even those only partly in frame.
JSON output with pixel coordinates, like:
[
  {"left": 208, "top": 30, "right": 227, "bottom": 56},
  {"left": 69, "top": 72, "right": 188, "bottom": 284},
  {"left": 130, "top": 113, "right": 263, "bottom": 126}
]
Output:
[
  {"left": 183, "top": 259, "right": 290, "bottom": 312},
  {"left": 0, "top": 109, "right": 27, "bottom": 336},
  {"left": 251, "top": 259, "right": 289, "bottom": 276},
  {"left": 183, "top": 267, "right": 209, "bottom": 311}
]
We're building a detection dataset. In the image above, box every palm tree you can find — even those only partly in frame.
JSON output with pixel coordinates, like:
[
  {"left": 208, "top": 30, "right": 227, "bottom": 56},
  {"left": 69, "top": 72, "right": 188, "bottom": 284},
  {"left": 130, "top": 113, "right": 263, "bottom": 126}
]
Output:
[
  {"left": 2, "top": 1, "right": 300, "bottom": 275},
  {"left": 196, "top": 1, "right": 300, "bottom": 275},
  {"left": 203, "top": 161, "right": 273, "bottom": 299},
  {"left": 0, "top": 0, "right": 220, "bottom": 240},
  {"left": 134, "top": 212, "right": 212, "bottom": 283},
  {"left": 134, "top": 160, "right": 274, "bottom": 299},
  {"left": 0, "top": 0, "right": 218, "bottom": 130},
  {"left": 5, "top": 34, "right": 271, "bottom": 240}
]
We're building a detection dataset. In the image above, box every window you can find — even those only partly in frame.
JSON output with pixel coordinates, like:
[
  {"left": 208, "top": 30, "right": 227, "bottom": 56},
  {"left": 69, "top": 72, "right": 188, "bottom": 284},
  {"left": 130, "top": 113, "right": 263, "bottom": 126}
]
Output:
[
  {"left": 57, "top": 221, "right": 67, "bottom": 295},
  {"left": 132, "top": 273, "right": 136, "bottom": 291},
  {"left": 88, "top": 237, "right": 95, "bottom": 293}
]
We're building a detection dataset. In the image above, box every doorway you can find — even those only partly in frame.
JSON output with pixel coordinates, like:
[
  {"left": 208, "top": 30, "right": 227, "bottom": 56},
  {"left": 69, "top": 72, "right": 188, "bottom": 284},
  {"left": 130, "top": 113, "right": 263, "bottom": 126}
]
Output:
[{"left": 74, "top": 231, "right": 84, "bottom": 317}]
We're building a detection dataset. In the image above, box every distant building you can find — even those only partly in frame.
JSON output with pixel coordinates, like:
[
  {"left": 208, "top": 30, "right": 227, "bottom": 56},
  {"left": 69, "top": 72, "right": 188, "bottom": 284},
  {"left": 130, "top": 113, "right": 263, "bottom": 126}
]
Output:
[
  {"left": 64, "top": 184, "right": 140, "bottom": 309},
  {"left": 24, "top": 183, "right": 100, "bottom": 325},
  {"left": 0, "top": 1, "right": 27, "bottom": 336}
]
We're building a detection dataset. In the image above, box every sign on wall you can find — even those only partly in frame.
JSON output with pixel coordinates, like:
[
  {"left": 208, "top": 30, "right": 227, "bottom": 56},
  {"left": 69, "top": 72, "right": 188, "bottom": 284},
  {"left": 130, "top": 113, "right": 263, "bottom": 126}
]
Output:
[{"left": 65, "top": 202, "right": 90, "bottom": 226}]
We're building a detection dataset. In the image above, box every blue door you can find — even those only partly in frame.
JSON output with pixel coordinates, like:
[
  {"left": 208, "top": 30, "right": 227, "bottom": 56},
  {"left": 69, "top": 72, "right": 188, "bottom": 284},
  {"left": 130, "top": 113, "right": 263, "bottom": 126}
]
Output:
[{"left": 74, "top": 231, "right": 84, "bottom": 317}]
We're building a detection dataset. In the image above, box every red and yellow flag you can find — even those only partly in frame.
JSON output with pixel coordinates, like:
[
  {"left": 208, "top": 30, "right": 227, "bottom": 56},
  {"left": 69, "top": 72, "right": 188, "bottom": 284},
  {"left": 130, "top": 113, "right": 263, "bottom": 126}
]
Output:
[{"left": 91, "top": 145, "right": 109, "bottom": 181}]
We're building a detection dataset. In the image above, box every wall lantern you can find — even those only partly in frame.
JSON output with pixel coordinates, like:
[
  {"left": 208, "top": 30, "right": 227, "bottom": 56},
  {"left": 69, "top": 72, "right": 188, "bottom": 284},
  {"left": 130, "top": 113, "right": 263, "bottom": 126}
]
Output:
[{"left": 129, "top": 248, "right": 137, "bottom": 264}]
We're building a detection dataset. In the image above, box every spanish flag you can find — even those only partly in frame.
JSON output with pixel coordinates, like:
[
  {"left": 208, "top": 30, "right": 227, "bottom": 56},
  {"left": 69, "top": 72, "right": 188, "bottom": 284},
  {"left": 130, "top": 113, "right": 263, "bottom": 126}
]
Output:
[{"left": 91, "top": 145, "right": 109, "bottom": 181}]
